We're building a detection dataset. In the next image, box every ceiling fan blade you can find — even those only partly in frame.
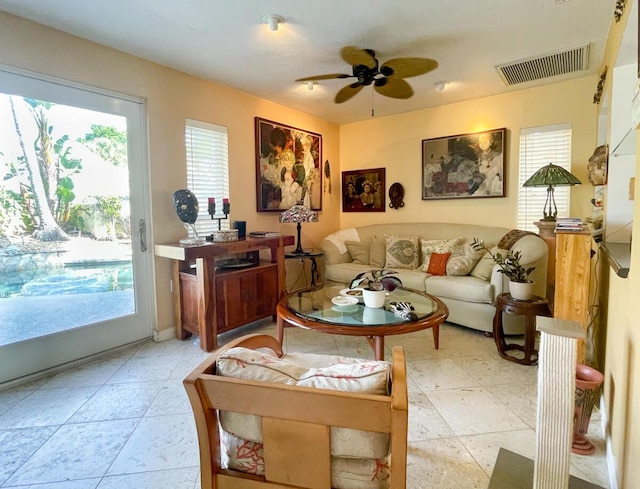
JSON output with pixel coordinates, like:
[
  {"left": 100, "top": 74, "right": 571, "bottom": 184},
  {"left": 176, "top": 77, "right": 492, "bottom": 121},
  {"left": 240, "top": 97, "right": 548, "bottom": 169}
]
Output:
[
  {"left": 375, "top": 77, "right": 413, "bottom": 99},
  {"left": 340, "top": 46, "right": 376, "bottom": 69},
  {"left": 335, "top": 83, "right": 364, "bottom": 103},
  {"left": 380, "top": 57, "right": 438, "bottom": 78},
  {"left": 294, "top": 73, "right": 352, "bottom": 82}
]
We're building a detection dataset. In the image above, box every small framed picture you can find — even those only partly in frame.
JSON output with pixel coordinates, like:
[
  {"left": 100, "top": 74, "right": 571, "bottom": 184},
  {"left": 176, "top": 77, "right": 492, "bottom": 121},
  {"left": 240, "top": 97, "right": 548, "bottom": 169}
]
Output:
[
  {"left": 422, "top": 128, "right": 506, "bottom": 200},
  {"left": 341, "top": 168, "right": 386, "bottom": 212}
]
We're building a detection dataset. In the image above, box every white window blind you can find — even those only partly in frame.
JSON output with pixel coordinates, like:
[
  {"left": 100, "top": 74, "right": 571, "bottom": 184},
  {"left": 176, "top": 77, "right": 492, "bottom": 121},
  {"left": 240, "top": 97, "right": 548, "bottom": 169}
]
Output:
[
  {"left": 518, "top": 123, "right": 572, "bottom": 232},
  {"left": 185, "top": 118, "right": 229, "bottom": 237}
]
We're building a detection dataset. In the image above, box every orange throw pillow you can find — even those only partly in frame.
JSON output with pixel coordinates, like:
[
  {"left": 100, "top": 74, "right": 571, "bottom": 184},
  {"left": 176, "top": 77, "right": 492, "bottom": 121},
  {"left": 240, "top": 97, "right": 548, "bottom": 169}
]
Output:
[{"left": 427, "top": 252, "right": 451, "bottom": 276}]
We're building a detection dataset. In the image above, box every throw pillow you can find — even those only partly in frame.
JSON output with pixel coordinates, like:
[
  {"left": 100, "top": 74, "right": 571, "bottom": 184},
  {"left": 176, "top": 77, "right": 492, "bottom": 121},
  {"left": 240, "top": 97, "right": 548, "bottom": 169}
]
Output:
[
  {"left": 385, "top": 235, "right": 419, "bottom": 269},
  {"left": 470, "top": 245, "right": 506, "bottom": 280},
  {"left": 418, "top": 237, "right": 465, "bottom": 272},
  {"left": 426, "top": 252, "right": 451, "bottom": 276},
  {"left": 446, "top": 242, "right": 486, "bottom": 276},
  {"left": 369, "top": 236, "right": 386, "bottom": 268},
  {"left": 345, "top": 240, "right": 370, "bottom": 265}
]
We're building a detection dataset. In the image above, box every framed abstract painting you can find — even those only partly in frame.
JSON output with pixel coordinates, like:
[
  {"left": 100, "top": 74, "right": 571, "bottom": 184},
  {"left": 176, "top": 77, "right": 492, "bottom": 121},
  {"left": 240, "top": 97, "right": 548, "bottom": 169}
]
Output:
[
  {"left": 255, "top": 117, "right": 322, "bottom": 212},
  {"left": 421, "top": 128, "right": 506, "bottom": 200}
]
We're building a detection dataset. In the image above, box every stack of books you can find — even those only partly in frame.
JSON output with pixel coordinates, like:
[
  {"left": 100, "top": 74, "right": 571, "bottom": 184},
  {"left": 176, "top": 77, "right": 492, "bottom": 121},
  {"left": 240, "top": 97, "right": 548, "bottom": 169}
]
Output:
[
  {"left": 249, "top": 231, "right": 281, "bottom": 238},
  {"left": 555, "top": 217, "right": 584, "bottom": 232}
]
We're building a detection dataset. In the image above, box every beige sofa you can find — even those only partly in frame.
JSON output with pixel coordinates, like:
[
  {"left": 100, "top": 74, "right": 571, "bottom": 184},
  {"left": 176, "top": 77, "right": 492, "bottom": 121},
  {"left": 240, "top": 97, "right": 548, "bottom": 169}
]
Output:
[{"left": 320, "top": 223, "right": 548, "bottom": 335}]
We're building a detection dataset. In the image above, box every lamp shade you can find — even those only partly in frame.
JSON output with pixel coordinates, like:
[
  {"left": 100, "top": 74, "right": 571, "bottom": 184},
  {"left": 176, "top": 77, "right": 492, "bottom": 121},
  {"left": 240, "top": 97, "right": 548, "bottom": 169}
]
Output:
[
  {"left": 523, "top": 163, "right": 582, "bottom": 187},
  {"left": 279, "top": 202, "right": 319, "bottom": 224},
  {"left": 522, "top": 163, "right": 581, "bottom": 222}
]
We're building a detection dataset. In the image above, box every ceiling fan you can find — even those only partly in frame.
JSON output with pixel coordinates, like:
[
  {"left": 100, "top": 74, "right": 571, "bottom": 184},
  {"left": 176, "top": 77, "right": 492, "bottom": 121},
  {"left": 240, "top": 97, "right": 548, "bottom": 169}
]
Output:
[{"left": 295, "top": 46, "right": 438, "bottom": 103}]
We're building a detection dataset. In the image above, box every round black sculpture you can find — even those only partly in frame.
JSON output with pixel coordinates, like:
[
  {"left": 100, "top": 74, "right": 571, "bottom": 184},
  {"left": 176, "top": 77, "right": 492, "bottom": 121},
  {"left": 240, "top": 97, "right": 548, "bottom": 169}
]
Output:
[
  {"left": 173, "top": 189, "right": 199, "bottom": 224},
  {"left": 173, "top": 189, "right": 204, "bottom": 244}
]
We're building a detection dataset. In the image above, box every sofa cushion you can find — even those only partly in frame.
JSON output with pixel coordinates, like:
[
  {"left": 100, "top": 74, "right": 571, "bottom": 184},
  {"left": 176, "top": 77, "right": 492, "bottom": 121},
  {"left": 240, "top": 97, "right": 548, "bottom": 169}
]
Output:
[
  {"left": 446, "top": 242, "right": 486, "bottom": 276},
  {"left": 418, "top": 237, "right": 465, "bottom": 272},
  {"left": 425, "top": 275, "right": 494, "bottom": 304},
  {"left": 345, "top": 240, "right": 370, "bottom": 265},
  {"left": 370, "top": 236, "right": 386, "bottom": 268},
  {"left": 469, "top": 245, "right": 503, "bottom": 280},
  {"left": 385, "top": 235, "right": 419, "bottom": 269},
  {"left": 426, "top": 252, "right": 451, "bottom": 275}
]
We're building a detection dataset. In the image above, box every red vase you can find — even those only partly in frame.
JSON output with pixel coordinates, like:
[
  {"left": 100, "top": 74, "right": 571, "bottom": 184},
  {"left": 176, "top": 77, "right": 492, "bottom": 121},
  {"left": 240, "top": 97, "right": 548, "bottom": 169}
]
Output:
[{"left": 572, "top": 364, "right": 604, "bottom": 455}]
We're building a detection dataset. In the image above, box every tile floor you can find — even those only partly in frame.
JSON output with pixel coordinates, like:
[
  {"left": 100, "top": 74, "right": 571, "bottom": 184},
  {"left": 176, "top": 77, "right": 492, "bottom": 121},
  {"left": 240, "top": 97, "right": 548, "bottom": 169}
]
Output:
[{"left": 0, "top": 320, "right": 609, "bottom": 489}]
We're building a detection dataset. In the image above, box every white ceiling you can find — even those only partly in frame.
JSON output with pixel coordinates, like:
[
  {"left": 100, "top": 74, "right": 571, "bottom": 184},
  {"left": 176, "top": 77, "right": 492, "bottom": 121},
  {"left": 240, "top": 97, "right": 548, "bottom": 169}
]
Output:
[{"left": 0, "top": 0, "right": 621, "bottom": 125}]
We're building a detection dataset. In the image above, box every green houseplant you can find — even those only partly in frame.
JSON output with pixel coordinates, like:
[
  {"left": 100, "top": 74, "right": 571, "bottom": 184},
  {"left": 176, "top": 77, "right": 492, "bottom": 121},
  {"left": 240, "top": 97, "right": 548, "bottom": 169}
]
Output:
[
  {"left": 471, "top": 238, "right": 536, "bottom": 300},
  {"left": 349, "top": 269, "right": 403, "bottom": 291},
  {"left": 350, "top": 269, "right": 403, "bottom": 308}
]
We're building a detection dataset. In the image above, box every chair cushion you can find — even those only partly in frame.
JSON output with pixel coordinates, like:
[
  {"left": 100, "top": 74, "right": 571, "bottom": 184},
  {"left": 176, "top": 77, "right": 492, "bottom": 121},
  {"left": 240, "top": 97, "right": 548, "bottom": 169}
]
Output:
[
  {"left": 222, "top": 430, "right": 391, "bottom": 489},
  {"left": 217, "top": 347, "right": 392, "bottom": 459}
]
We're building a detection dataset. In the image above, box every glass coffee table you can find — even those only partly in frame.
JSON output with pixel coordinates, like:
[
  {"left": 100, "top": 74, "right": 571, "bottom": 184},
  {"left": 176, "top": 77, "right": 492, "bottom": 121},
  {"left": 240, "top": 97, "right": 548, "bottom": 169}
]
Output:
[{"left": 276, "top": 285, "right": 449, "bottom": 360}]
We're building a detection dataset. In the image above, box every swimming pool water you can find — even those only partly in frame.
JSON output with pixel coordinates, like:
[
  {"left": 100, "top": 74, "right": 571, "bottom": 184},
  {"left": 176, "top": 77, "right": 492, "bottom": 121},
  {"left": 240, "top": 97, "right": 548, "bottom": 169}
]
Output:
[{"left": 0, "top": 262, "right": 133, "bottom": 298}]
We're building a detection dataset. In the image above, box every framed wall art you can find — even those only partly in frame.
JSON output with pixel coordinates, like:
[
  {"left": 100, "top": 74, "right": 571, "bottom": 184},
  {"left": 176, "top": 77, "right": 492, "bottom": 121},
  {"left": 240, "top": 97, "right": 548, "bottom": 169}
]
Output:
[
  {"left": 255, "top": 117, "right": 322, "bottom": 212},
  {"left": 342, "top": 167, "right": 386, "bottom": 212},
  {"left": 421, "top": 128, "right": 506, "bottom": 200}
]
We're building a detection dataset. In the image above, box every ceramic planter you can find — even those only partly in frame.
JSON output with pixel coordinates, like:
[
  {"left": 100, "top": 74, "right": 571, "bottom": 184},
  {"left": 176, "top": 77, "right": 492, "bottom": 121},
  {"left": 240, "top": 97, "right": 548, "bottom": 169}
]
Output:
[
  {"left": 362, "top": 288, "right": 386, "bottom": 308},
  {"left": 573, "top": 364, "right": 604, "bottom": 455},
  {"left": 509, "top": 280, "right": 535, "bottom": 301}
]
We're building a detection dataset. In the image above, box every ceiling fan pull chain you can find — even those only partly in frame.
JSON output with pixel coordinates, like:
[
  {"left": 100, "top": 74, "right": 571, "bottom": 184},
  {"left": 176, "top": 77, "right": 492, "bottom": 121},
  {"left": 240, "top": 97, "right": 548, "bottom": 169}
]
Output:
[{"left": 371, "top": 87, "right": 375, "bottom": 117}]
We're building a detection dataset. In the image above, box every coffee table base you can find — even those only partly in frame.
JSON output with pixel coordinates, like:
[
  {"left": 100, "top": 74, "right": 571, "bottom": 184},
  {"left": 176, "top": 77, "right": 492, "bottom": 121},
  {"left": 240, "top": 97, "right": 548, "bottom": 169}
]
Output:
[{"left": 276, "top": 316, "right": 439, "bottom": 361}]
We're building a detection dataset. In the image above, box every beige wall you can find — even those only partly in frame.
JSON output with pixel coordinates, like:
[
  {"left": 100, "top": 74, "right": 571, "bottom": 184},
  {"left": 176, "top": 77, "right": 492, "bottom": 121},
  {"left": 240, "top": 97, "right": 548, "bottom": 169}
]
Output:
[
  {"left": 339, "top": 77, "right": 597, "bottom": 229},
  {"left": 593, "top": 1, "right": 640, "bottom": 486},
  {"left": 0, "top": 12, "right": 341, "bottom": 333}
]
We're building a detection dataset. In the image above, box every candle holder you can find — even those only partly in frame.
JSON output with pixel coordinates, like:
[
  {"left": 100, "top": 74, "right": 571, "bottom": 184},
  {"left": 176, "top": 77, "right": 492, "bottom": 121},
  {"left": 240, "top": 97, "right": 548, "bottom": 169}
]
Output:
[{"left": 207, "top": 198, "right": 230, "bottom": 233}]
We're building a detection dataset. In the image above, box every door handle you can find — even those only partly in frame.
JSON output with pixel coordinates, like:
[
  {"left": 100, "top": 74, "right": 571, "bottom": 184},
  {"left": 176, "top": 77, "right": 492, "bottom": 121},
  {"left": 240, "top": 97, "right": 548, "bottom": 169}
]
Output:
[{"left": 139, "top": 218, "right": 147, "bottom": 252}]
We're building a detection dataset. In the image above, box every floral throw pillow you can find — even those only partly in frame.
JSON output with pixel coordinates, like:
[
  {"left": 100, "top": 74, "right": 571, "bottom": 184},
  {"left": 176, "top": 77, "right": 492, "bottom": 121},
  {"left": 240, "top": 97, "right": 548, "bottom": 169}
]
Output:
[
  {"left": 385, "top": 235, "right": 419, "bottom": 269},
  {"left": 419, "top": 237, "right": 465, "bottom": 272},
  {"left": 446, "top": 242, "right": 487, "bottom": 276}
]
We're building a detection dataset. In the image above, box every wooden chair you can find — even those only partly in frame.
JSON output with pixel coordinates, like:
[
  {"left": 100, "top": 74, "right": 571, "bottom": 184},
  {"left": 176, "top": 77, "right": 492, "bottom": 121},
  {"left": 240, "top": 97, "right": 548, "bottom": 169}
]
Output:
[{"left": 184, "top": 334, "right": 408, "bottom": 489}]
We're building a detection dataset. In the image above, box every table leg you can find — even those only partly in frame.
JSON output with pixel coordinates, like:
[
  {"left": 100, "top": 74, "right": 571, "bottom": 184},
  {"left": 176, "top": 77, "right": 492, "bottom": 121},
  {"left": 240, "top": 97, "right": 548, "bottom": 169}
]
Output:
[
  {"left": 523, "top": 315, "right": 537, "bottom": 365},
  {"left": 493, "top": 308, "right": 508, "bottom": 355},
  {"left": 276, "top": 315, "right": 285, "bottom": 344},
  {"left": 367, "top": 336, "right": 385, "bottom": 361},
  {"left": 310, "top": 257, "right": 318, "bottom": 287},
  {"left": 432, "top": 324, "right": 440, "bottom": 349}
]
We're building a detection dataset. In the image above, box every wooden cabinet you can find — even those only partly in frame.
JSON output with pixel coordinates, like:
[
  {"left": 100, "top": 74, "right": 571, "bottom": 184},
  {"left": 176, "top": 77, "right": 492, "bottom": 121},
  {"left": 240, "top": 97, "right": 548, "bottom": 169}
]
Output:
[
  {"left": 215, "top": 263, "right": 278, "bottom": 333},
  {"left": 553, "top": 231, "right": 593, "bottom": 363},
  {"left": 155, "top": 235, "right": 294, "bottom": 351}
]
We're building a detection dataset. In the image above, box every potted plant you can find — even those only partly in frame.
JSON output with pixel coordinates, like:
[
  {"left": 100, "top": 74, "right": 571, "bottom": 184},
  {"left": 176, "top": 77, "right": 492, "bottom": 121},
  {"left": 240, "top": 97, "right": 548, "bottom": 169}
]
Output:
[
  {"left": 349, "top": 269, "right": 403, "bottom": 308},
  {"left": 471, "top": 238, "right": 536, "bottom": 300}
]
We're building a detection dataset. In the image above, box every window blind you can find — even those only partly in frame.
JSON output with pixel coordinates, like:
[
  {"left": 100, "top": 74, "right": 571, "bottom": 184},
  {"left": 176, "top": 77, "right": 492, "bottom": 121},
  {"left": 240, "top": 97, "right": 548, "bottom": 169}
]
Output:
[
  {"left": 518, "top": 123, "right": 572, "bottom": 231},
  {"left": 185, "top": 119, "right": 229, "bottom": 236}
]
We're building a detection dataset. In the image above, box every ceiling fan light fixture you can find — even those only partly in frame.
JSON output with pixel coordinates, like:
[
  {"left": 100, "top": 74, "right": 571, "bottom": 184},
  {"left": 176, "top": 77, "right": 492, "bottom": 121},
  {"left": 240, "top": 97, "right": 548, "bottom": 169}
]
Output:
[
  {"left": 435, "top": 81, "right": 448, "bottom": 91},
  {"left": 306, "top": 81, "right": 316, "bottom": 90},
  {"left": 263, "top": 14, "right": 283, "bottom": 31}
]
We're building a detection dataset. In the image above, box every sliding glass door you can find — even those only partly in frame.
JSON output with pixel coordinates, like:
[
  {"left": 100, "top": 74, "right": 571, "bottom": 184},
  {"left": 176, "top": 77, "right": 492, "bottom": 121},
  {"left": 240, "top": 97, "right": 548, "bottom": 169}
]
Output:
[{"left": 0, "top": 66, "right": 154, "bottom": 384}]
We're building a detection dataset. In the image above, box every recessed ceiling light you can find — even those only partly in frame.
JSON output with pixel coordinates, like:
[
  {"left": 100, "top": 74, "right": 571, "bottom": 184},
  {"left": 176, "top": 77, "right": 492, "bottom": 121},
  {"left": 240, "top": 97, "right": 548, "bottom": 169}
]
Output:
[{"left": 263, "top": 14, "right": 284, "bottom": 31}]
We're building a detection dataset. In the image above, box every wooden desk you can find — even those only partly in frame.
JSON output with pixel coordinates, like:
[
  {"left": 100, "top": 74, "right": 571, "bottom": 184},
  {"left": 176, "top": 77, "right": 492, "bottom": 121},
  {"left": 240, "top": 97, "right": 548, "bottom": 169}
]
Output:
[{"left": 155, "top": 235, "right": 294, "bottom": 351}]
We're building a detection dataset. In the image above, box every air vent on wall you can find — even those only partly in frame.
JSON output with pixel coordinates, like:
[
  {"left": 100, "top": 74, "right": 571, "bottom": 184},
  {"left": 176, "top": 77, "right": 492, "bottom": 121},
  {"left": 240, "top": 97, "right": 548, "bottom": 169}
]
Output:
[{"left": 496, "top": 44, "right": 590, "bottom": 86}]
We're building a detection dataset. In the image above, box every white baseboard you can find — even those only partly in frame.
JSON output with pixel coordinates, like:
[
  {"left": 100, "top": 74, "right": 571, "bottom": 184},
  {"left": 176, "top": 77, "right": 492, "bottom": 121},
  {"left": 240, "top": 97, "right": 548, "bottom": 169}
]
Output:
[
  {"left": 600, "top": 397, "right": 619, "bottom": 489},
  {"left": 153, "top": 327, "right": 176, "bottom": 342}
]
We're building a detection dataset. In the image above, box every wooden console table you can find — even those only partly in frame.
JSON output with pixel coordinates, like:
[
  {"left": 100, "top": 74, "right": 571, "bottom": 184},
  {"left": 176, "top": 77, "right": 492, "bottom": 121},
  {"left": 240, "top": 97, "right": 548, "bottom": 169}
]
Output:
[{"left": 155, "top": 235, "right": 294, "bottom": 351}]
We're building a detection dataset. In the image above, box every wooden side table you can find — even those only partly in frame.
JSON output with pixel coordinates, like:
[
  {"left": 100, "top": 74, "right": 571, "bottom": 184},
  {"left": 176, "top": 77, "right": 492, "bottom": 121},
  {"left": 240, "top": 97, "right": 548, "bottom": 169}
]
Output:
[
  {"left": 285, "top": 251, "right": 323, "bottom": 290},
  {"left": 493, "top": 293, "right": 552, "bottom": 365}
]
